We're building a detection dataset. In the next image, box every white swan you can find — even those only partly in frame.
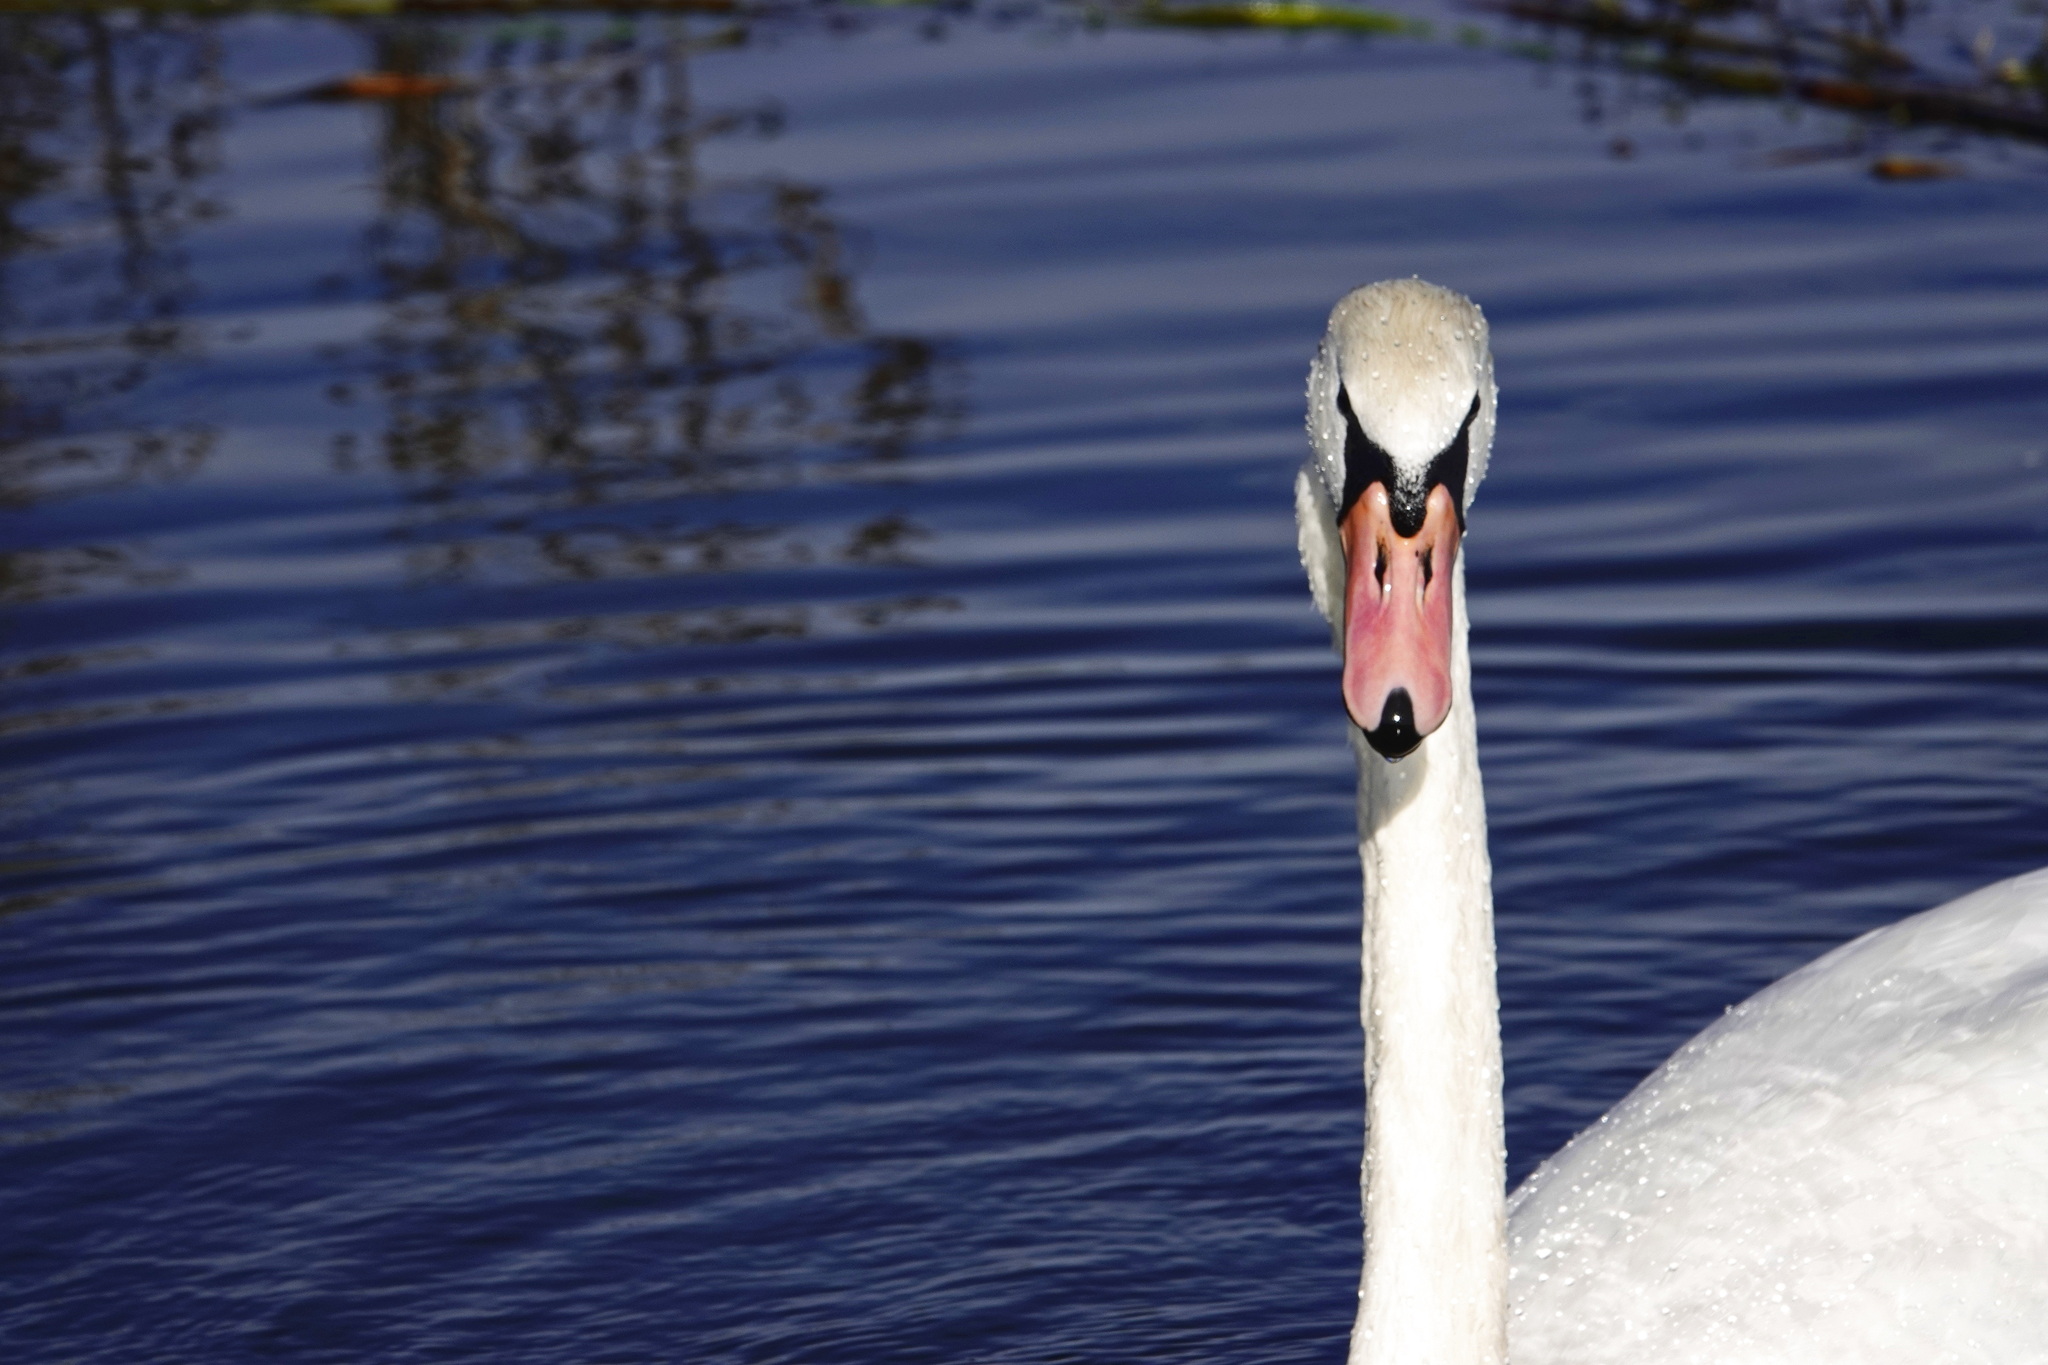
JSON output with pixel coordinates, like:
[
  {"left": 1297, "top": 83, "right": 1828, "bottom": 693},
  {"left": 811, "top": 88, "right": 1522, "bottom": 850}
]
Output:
[{"left": 1296, "top": 277, "right": 2048, "bottom": 1365}]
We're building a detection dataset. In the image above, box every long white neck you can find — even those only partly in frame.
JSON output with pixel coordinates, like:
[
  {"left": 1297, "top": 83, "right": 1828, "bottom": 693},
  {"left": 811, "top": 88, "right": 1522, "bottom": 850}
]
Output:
[{"left": 1348, "top": 558, "right": 1505, "bottom": 1365}]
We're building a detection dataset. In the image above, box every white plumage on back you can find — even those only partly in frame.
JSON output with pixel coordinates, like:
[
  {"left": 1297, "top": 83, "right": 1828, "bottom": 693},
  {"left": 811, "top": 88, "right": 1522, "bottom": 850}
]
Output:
[{"left": 1509, "top": 867, "right": 2048, "bottom": 1363}]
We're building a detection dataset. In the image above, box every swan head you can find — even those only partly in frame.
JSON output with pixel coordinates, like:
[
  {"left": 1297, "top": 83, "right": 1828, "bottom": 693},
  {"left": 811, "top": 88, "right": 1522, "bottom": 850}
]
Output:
[{"left": 1302, "top": 278, "right": 1496, "bottom": 760}]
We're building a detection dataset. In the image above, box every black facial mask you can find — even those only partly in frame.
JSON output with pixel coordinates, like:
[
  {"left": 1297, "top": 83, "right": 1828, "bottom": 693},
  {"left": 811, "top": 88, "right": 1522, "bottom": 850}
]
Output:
[{"left": 1336, "top": 389, "right": 1480, "bottom": 538}]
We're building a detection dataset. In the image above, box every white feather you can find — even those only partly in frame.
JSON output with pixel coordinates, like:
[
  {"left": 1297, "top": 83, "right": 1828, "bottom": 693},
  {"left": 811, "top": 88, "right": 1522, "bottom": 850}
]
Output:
[
  {"left": 1509, "top": 867, "right": 2048, "bottom": 1363},
  {"left": 1295, "top": 465, "right": 1343, "bottom": 640}
]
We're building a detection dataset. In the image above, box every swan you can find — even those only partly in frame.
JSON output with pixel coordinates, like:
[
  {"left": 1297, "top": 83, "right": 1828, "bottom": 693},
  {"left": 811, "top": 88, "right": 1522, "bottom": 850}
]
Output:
[{"left": 1295, "top": 277, "right": 2048, "bottom": 1365}]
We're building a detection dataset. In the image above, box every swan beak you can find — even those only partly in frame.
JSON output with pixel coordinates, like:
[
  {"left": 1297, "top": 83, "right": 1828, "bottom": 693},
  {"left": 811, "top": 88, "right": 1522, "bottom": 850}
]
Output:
[{"left": 1339, "top": 483, "right": 1461, "bottom": 760}]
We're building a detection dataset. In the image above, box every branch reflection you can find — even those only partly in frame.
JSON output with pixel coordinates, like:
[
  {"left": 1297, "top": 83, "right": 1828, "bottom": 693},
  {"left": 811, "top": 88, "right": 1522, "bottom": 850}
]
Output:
[
  {"left": 303, "top": 17, "right": 965, "bottom": 690},
  {"left": 0, "top": 13, "right": 220, "bottom": 605}
]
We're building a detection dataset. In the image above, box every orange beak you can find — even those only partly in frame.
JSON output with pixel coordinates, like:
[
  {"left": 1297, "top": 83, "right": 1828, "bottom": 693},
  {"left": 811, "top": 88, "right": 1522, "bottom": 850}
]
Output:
[{"left": 1339, "top": 483, "right": 1461, "bottom": 759}]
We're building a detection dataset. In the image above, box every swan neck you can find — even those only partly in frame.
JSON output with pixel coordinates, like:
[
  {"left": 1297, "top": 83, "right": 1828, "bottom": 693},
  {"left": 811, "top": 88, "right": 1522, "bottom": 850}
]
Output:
[{"left": 1350, "top": 561, "right": 1505, "bottom": 1365}]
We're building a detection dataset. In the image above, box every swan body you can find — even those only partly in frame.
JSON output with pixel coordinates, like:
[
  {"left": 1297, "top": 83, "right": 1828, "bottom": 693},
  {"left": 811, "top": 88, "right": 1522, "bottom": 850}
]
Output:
[
  {"left": 1509, "top": 866, "right": 2048, "bottom": 1363},
  {"left": 1298, "top": 278, "right": 2048, "bottom": 1365}
]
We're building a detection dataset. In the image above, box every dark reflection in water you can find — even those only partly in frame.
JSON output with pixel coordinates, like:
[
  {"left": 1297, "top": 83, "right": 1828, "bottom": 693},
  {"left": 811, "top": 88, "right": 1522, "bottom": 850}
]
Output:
[
  {"left": 328, "top": 18, "right": 965, "bottom": 652},
  {"left": 0, "top": 5, "right": 2042, "bottom": 1363},
  {"left": 3, "top": 13, "right": 960, "bottom": 614},
  {"left": 0, "top": 15, "right": 223, "bottom": 618}
]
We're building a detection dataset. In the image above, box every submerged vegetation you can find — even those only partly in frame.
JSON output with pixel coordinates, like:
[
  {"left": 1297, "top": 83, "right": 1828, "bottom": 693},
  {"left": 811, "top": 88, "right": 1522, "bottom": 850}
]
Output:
[
  {"left": 1484, "top": 0, "right": 2048, "bottom": 152},
  {"left": 1, "top": 0, "right": 2040, "bottom": 164},
  {"left": 1133, "top": 0, "right": 2048, "bottom": 153},
  {"left": 1134, "top": 1, "right": 1425, "bottom": 33}
]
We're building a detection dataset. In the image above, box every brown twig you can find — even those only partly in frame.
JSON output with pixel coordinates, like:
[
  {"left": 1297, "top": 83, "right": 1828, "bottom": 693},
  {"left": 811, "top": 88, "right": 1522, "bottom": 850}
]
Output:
[{"left": 1478, "top": 0, "right": 2048, "bottom": 145}]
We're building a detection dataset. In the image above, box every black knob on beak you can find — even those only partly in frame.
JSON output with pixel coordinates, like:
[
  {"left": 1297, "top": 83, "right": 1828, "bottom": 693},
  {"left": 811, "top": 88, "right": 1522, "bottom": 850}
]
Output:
[{"left": 1365, "top": 687, "right": 1423, "bottom": 760}]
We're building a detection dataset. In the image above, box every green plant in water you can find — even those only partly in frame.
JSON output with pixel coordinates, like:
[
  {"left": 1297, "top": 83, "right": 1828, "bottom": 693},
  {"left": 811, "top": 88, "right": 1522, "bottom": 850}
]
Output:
[{"left": 1135, "top": 0, "right": 1426, "bottom": 33}]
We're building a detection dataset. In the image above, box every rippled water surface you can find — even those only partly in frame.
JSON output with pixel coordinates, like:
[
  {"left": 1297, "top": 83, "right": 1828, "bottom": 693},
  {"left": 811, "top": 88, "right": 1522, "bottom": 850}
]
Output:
[{"left": 3, "top": 7, "right": 2046, "bottom": 1361}]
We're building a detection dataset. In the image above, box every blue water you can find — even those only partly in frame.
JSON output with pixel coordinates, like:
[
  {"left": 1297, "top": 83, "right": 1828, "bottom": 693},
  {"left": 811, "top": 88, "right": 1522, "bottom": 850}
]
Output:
[{"left": 2, "top": 8, "right": 2045, "bottom": 1360}]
